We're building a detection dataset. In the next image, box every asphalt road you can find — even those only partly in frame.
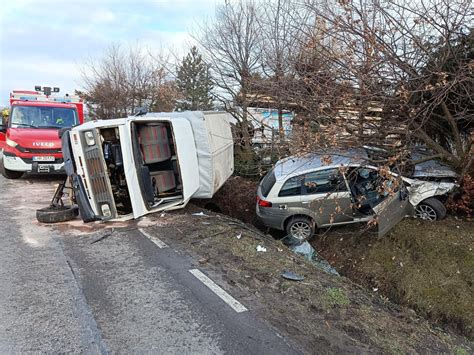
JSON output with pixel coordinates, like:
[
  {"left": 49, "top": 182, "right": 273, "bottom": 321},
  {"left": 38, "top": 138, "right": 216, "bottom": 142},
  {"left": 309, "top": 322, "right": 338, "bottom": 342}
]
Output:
[{"left": 0, "top": 173, "right": 298, "bottom": 354}]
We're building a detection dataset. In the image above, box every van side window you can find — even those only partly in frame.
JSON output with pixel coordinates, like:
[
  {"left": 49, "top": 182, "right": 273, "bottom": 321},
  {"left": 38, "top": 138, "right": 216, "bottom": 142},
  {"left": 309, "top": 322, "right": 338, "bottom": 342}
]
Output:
[
  {"left": 303, "top": 169, "right": 346, "bottom": 194},
  {"left": 279, "top": 175, "right": 303, "bottom": 197}
]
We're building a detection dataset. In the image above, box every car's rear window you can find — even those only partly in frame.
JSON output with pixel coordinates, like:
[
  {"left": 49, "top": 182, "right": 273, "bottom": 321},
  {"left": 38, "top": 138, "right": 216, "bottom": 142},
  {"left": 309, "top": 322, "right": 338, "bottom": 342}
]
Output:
[{"left": 260, "top": 169, "right": 276, "bottom": 197}]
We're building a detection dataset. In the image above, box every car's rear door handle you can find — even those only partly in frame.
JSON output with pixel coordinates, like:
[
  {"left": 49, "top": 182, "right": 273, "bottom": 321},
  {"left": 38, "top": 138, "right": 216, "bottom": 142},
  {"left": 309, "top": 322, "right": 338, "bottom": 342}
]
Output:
[{"left": 279, "top": 205, "right": 287, "bottom": 209}]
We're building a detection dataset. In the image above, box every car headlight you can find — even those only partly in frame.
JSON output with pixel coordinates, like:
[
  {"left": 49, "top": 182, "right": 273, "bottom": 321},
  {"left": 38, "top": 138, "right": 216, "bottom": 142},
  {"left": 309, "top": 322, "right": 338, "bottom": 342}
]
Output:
[
  {"left": 84, "top": 131, "right": 95, "bottom": 146},
  {"left": 101, "top": 203, "right": 112, "bottom": 218},
  {"left": 6, "top": 137, "right": 18, "bottom": 148}
]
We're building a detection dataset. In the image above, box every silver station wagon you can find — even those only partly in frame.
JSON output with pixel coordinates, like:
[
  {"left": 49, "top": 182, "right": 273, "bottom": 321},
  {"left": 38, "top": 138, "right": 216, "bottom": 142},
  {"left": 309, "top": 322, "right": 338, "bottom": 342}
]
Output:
[{"left": 256, "top": 153, "right": 456, "bottom": 240}]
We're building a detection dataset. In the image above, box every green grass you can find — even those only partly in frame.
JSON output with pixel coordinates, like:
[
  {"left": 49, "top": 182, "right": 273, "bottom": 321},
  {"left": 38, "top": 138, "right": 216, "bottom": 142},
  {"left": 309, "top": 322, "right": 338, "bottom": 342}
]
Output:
[
  {"left": 316, "top": 217, "right": 474, "bottom": 338},
  {"left": 454, "top": 346, "right": 469, "bottom": 355},
  {"left": 323, "top": 287, "right": 350, "bottom": 307}
]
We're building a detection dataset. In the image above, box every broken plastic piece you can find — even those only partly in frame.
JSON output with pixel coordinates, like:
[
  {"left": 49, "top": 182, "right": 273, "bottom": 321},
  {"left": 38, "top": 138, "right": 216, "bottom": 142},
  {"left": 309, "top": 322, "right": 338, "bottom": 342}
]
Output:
[
  {"left": 283, "top": 235, "right": 339, "bottom": 276},
  {"left": 281, "top": 271, "right": 305, "bottom": 281},
  {"left": 192, "top": 211, "right": 209, "bottom": 217},
  {"left": 256, "top": 245, "right": 267, "bottom": 252},
  {"left": 236, "top": 233, "right": 242, "bottom": 239},
  {"left": 90, "top": 228, "right": 115, "bottom": 244}
]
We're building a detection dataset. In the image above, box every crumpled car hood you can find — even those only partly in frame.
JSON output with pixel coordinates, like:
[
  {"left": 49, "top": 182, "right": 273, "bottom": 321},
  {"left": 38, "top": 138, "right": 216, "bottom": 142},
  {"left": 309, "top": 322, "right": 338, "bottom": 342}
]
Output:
[{"left": 406, "top": 179, "right": 456, "bottom": 206}]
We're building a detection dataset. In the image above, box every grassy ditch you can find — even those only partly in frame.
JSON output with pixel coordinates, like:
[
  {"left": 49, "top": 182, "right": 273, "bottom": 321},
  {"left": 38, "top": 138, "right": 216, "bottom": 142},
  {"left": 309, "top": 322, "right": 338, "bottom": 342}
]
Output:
[
  {"left": 313, "top": 218, "right": 474, "bottom": 339},
  {"left": 148, "top": 207, "right": 472, "bottom": 353}
]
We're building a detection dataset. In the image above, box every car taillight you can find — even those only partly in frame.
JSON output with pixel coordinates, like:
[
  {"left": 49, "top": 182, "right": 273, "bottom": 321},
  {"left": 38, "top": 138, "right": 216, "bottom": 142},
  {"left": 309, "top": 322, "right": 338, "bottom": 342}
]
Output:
[{"left": 257, "top": 196, "right": 272, "bottom": 208}]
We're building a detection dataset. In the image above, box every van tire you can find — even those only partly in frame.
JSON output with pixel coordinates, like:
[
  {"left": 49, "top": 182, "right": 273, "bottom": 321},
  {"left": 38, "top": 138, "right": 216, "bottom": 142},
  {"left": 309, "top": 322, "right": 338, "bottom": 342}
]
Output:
[
  {"left": 36, "top": 206, "right": 79, "bottom": 223},
  {"left": 286, "top": 216, "right": 315, "bottom": 241},
  {"left": 415, "top": 198, "right": 446, "bottom": 221},
  {"left": 0, "top": 158, "right": 23, "bottom": 179}
]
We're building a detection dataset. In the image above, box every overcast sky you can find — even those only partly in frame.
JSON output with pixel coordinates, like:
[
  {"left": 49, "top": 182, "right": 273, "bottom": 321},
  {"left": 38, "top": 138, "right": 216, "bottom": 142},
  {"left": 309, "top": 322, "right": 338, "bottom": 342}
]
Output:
[{"left": 0, "top": 0, "right": 221, "bottom": 106}]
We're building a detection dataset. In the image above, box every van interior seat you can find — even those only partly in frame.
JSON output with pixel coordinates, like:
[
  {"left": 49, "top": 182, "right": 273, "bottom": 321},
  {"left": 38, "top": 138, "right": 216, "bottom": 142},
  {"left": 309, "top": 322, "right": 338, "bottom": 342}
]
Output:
[
  {"left": 151, "top": 170, "right": 176, "bottom": 194},
  {"left": 138, "top": 124, "right": 171, "bottom": 164}
]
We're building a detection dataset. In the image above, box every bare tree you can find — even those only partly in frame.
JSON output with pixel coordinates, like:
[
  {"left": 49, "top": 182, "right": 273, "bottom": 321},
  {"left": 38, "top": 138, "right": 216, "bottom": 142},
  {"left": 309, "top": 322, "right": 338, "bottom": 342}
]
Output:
[
  {"left": 196, "top": 0, "right": 262, "bottom": 150},
  {"left": 292, "top": 0, "right": 473, "bottom": 177},
  {"left": 256, "top": 0, "right": 309, "bottom": 138},
  {"left": 80, "top": 44, "right": 178, "bottom": 119}
]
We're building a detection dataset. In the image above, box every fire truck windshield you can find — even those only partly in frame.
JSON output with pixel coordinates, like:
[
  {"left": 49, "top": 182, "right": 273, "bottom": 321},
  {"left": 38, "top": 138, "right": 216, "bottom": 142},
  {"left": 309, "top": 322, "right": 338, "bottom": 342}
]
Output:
[{"left": 10, "top": 106, "right": 79, "bottom": 129}]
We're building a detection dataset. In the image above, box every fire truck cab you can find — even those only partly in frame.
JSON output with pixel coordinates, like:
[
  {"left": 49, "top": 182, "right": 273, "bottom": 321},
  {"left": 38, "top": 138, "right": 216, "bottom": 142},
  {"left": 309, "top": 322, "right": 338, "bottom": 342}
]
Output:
[{"left": 0, "top": 86, "right": 84, "bottom": 178}]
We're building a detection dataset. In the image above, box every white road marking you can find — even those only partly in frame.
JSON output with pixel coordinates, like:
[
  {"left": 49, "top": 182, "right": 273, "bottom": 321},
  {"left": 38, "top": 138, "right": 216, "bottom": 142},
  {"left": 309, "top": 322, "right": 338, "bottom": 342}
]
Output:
[
  {"left": 189, "top": 269, "right": 248, "bottom": 313},
  {"left": 139, "top": 228, "right": 168, "bottom": 248}
]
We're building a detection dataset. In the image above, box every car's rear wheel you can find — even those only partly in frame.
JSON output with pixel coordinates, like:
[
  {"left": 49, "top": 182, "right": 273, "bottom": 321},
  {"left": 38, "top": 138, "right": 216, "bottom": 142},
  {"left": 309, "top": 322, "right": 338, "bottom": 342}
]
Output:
[
  {"left": 414, "top": 198, "right": 446, "bottom": 221},
  {"left": 286, "top": 216, "right": 314, "bottom": 241}
]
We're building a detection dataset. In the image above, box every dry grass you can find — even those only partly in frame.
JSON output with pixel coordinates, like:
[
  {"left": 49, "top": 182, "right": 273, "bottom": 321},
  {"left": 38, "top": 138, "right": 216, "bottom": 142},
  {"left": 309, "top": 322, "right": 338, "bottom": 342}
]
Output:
[
  {"left": 314, "top": 217, "right": 474, "bottom": 339},
  {"left": 149, "top": 207, "right": 472, "bottom": 353}
]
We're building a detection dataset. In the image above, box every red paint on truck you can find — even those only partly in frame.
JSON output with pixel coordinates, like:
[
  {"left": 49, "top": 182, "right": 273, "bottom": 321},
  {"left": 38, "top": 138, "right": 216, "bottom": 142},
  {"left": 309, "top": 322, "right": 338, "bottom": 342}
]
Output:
[{"left": 0, "top": 89, "right": 84, "bottom": 175}]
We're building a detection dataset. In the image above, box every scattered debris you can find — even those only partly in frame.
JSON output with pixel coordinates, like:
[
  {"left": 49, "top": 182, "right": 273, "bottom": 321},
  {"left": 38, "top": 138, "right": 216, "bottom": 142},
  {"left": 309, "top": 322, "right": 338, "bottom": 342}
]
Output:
[
  {"left": 256, "top": 245, "right": 267, "bottom": 252},
  {"left": 192, "top": 211, "right": 209, "bottom": 217},
  {"left": 283, "top": 236, "right": 340, "bottom": 276},
  {"left": 90, "top": 228, "right": 115, "bottom": 244},
  {"left": 236, "top": 233, "right": 242, "bottom": 240},
  {"left": 202, "top": 222, "right": 211, "bottom": 225},
  {"left": 281, "top": 270, "right": 305, "bottom": 281},
  {"left": 199, "top": 257, "right": 209, "bottom": 264},
  {"left": 160, "top": 213, "right": 166, "bottom": 217}
]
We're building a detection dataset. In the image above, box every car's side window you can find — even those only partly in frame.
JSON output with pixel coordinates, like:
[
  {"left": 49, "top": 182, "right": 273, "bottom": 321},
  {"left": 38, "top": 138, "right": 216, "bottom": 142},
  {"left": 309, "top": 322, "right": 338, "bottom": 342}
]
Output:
[
  {"left": 279, "top": 175, "right": 303, "bottom": 197},
  {"left": 303, "top": 169, "right": 347, "bottom": 194}
]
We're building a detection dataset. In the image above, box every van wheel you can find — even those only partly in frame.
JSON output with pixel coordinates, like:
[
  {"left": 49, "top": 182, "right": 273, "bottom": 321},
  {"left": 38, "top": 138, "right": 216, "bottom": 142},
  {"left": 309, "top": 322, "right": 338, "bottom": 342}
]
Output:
[
  {"left": 414, "top": 198, "right": 446, "bottom": 221},
  {"left": 36, "top": 206, "right": 79, "bottom": 223},
  {"left": 286, "top": 216, "right": 314, "bottom": 241},
  {"left": 0, "top": 159, "right": 23, "bottom": 179}
]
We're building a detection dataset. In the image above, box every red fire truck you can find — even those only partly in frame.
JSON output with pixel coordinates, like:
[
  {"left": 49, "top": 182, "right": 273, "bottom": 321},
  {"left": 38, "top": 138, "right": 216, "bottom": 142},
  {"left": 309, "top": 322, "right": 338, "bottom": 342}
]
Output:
[{"left": 0, "top": 86, "right": 84, "bottom": 178}]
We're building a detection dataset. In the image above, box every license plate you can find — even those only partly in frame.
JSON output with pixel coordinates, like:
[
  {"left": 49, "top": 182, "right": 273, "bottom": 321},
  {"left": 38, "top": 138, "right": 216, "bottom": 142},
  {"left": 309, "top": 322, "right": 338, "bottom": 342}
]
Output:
[
  {"left": 32, "top": 156, "right": 55, "bottom": 162},
  {"left": 38, "top": 165, "right": 51, "bottom": 173}
]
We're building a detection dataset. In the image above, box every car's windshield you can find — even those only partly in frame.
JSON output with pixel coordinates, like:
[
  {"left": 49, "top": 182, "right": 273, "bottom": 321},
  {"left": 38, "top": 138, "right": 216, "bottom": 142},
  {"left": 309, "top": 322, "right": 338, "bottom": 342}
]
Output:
[{"left": 10, "top": 106, "right": 78, "bottom": 129}]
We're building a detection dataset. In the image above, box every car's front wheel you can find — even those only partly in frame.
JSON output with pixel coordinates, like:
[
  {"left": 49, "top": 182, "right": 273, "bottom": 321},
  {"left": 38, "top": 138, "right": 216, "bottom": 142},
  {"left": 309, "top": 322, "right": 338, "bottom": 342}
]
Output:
[
  {"left": 414, "top": 198, "right": 446, "bottom": 221},
  {"left": 286, "top": 216, "right": 315, "bottom": 241}
]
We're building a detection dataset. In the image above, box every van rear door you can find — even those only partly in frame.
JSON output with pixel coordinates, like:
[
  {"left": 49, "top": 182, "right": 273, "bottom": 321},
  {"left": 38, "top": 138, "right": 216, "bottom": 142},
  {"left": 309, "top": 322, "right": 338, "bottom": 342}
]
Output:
[
  {"left": 171, "top": 118, "right": 200, "bottom": 201},
  {"left": 122, "top": 118, "right": 200, "bottom": 219}
]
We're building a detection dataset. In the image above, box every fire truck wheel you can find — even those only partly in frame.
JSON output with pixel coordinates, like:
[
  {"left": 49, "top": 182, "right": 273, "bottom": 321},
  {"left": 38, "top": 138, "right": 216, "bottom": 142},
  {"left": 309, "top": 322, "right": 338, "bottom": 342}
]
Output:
[
  {"left": 36, "top": 206, "right": 79, "bottom": 223},
  {"left": 0, "top": 159, "right": 24, "bottom": 179}
]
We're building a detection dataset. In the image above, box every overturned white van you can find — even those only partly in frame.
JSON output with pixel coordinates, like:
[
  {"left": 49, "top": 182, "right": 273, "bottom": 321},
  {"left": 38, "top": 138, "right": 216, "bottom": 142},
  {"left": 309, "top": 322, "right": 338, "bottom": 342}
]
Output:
[{"left": 42, "top": 111, "right": 234, "bottom": 223}]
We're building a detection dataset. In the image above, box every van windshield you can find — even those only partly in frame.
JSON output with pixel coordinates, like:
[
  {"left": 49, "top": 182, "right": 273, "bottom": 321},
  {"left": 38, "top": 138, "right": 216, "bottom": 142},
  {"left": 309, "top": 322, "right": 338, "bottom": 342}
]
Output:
[{"left": 10, "top": 106, "right": 78, "bottom": 129}]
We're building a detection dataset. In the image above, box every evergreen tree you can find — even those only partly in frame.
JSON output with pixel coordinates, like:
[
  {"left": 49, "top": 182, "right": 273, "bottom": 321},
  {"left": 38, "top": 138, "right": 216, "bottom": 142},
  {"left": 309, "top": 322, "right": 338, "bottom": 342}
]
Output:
[{"left": 176, "top": 46, "right": 213, "bottom": 111}]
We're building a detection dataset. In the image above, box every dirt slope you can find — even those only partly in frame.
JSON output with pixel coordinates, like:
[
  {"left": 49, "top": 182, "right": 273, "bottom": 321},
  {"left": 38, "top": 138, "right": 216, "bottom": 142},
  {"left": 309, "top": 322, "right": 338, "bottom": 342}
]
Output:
[
  {"left": 312, "top": 217, "right": 474, "bottom": 340},
  {"left": 148, "top": 206, "right": 472, "bottom": 354}
]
